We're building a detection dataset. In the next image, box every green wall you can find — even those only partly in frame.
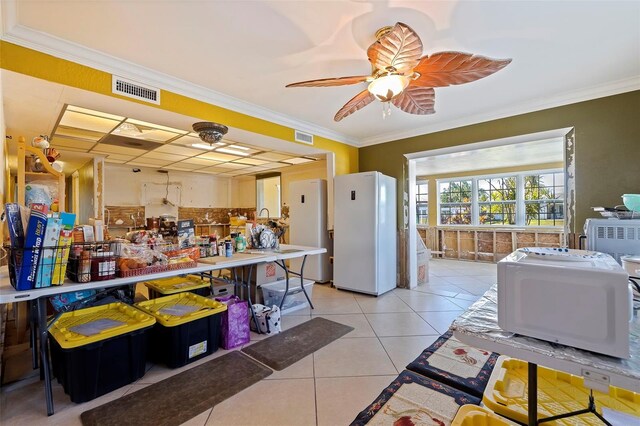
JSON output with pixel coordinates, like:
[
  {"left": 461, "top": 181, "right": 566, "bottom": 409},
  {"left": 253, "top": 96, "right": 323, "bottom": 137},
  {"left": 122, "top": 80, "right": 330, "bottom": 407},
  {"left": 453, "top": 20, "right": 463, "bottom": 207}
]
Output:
[{"left": 359, "top": 90, "right": 640, "bottom": 234}]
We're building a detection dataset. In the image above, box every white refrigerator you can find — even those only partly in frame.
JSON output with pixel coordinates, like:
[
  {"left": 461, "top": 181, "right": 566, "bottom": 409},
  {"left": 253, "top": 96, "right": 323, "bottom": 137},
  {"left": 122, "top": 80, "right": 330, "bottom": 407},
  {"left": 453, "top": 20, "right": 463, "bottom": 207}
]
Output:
[
  {"left": 334, "top": 172, "right": 397, "bottom": 295},
  {"left": 289, "top": 179, "right": 332, "bottom": 282}
]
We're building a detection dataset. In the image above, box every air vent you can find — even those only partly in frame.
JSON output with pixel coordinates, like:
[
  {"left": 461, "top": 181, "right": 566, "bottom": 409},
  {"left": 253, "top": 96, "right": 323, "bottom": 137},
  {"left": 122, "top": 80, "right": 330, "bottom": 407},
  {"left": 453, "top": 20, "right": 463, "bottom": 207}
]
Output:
[
  {"left": 294, "top": 130, "right": 314, "bottom": 145},
  {"left": 112, "top": 76, "right": 160, "bottom": 104}
]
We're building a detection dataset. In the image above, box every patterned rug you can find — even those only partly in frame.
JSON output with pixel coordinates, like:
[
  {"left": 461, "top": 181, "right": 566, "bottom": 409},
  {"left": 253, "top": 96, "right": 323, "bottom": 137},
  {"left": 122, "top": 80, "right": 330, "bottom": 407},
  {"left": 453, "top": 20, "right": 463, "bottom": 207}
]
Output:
[
  {"left": 350, "top": 370, "right": 481, "bottom": 426},
  {"left": 406, "top": 329, "right": 499, "bottom": 397}
]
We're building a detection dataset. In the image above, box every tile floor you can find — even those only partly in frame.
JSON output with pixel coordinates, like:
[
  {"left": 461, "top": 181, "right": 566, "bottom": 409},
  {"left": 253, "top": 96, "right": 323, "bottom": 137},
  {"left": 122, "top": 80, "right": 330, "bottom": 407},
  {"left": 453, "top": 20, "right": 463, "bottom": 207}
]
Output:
[{"left": 0, "top": 259, "right": 496, "bottom": 426}]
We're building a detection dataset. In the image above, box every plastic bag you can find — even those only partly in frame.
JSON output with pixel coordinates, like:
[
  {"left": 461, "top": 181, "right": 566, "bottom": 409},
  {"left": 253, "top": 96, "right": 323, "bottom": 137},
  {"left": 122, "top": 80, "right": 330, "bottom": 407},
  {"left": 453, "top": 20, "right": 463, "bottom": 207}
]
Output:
[
  {"left": 215, "top": 295, "right": 250, "bottom": 349},
  {"left": 249, "top": 304, "right": 281, "bottom": 335}
]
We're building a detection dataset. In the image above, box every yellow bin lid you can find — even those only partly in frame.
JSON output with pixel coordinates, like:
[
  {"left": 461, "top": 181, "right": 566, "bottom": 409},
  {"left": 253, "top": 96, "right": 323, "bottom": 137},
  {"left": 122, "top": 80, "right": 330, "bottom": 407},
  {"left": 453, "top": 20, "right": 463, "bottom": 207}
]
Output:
[
  {"left": 452, "top": 405, "right": 516, "bottom": 426},
  {"left": 135, "top": 293, "right": 226, "bottom": 327},
  {"left": 142, "top": 275, "right": 210, "bottom": 295},
  {"left": 49, "top": 302, "right": 156, "bottom": 349}
]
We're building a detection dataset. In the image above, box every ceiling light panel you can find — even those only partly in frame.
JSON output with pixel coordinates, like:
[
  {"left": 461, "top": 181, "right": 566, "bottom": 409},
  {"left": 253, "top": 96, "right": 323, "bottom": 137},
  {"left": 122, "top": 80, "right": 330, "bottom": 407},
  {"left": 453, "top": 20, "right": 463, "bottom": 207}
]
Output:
[
  {"left": 215, "top": 147, "right": 249, "bottom": 156},
  {"left": 232, "top": 158, "right": 269, "bottom": 166},
  {"left": 126, "top": 119, "right": 187, "bottom": 135},
  {"left": 50, "top": 136, "right": 95, "bottom": 151},
  {"left": 171, "top": 134, "right": 215, "bottom": 147},
  {"left": 154, "top": 144, "right": 203, "bottom": 157},
  {"left": 54, "top": 126, "right": 105, "bottom": 141},
  {"left": 282, "top": 157, "right": 314, "bottom": 164},
  {"left": 67, "top": 105, "right": 124, "bottom": 121},
  {"left": 197, "top": 152, "right": 240, "bottom": 162},
  {"left": 91, "top": 143, "right": 147, "bottom": 156},
  {"left": 59, "top": 110, "right": 122, "bottom": 133},
  {"left": 139, "top": 151, "right": 188, "bottom": 162}
]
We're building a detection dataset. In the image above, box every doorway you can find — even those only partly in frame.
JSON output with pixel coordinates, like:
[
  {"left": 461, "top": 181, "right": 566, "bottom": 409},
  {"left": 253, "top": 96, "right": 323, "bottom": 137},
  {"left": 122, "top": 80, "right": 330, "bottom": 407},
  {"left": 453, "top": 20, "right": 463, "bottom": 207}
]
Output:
[{"left": 405, "top": 128, "right": 574, "bottom": 288}]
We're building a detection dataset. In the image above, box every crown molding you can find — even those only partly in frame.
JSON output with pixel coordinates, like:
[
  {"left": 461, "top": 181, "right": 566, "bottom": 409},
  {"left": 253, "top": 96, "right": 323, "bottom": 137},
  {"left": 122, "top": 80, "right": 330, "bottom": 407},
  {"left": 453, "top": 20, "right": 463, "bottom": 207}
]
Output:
[
  {"left": 1, "top": 21, "right": 360, "bottom": 147},
  {"left": 359, "top": 76, "right": 640, "bottom": 147}
]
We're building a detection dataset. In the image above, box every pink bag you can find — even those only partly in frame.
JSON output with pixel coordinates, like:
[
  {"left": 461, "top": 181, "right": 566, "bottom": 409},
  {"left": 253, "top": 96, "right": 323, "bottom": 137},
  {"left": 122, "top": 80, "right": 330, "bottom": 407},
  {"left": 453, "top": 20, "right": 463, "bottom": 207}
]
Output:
[{"left": 215, "top": 295, "right": 250, "bottom": 349}]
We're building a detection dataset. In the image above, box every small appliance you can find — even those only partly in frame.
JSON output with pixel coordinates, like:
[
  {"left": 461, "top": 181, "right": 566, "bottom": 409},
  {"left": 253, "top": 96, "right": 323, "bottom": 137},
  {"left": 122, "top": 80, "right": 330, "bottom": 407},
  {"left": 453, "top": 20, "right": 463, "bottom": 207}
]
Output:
[{"left": 498, "top": 248, "right": 631, "bottom": 358}]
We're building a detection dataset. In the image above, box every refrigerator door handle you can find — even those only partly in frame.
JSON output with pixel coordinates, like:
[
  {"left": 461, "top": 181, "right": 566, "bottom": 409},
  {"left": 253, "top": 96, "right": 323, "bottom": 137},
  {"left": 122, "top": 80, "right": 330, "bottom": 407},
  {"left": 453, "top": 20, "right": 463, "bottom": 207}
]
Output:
[
  {"left": 351, "top": 190, "right": 356, "bottom": 200},
  {"left": 301, "top": 194, "right": 305, "bottom": 203}
]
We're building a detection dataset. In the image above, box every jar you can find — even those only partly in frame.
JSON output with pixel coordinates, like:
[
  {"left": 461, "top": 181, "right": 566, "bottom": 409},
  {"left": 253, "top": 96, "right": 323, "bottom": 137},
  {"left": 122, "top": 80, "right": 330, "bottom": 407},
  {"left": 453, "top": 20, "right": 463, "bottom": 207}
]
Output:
[{"left": 90, "top": 251, "right": 116, "bottom": 281}]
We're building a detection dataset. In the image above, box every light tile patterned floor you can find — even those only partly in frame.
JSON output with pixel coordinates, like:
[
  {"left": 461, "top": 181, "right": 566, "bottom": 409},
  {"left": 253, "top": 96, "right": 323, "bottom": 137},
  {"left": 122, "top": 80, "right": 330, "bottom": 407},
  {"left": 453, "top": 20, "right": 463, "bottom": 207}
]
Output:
[{"left": 0, "top": 259, "right": 496, "bottom": 426}]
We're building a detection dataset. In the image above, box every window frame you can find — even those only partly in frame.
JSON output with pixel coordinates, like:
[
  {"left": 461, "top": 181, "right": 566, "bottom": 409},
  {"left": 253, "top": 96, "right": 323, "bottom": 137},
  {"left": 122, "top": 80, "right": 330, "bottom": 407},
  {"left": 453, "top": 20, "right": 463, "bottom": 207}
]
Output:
[
  {"left": 436, "top": 169, "right": 565, "bottom": 228},
  {"left": 416, "top": 180, "right": 429, "bottom": 225}
]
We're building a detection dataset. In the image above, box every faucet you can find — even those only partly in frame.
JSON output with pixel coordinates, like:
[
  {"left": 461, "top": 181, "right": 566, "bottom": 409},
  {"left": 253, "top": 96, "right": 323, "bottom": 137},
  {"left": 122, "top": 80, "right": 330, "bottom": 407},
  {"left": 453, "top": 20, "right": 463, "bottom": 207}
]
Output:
[{"left": 259, "top": 208, "right": 270, "bottom": 220}]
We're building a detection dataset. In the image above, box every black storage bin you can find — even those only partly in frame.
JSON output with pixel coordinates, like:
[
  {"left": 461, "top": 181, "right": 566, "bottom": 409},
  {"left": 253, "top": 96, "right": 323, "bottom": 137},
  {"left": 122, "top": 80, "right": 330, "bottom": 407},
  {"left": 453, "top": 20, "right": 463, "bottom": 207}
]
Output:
[
  {"left": 48, "top": 302, "right": 155, "bottom": 403},
  {"left": 135, "top": 293, "right": 227, "bottom": 368}
]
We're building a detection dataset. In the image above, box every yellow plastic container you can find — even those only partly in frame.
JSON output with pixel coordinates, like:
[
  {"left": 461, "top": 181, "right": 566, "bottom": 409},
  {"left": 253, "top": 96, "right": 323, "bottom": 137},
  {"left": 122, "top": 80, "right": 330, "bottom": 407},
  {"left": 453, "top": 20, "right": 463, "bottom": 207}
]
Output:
[
  {"left": 483, "top": 356, "right": 640, "bottom": 425},
  {"left": 135, "top": 292, "right": 226, "bottom": 327},
  {"left": 143, "top": 275, "right": 210, "bottom": 298},
  {"left": 49, "top": 302, "right": 156, "bottom": 349},
  {"left": 452, "top": 405, "right": 517, "bottom": 426}
]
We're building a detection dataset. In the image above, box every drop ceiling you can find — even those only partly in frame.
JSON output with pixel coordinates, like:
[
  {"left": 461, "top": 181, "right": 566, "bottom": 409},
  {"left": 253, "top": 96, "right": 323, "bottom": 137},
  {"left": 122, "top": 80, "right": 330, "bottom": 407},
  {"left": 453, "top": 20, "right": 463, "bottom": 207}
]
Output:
[
  {"left": 2, "top": 1, "right": 639, "bottom": 146},
  {"left": 48, "top": 104, "right": 317, "bottom": 176},
  {"left": 2, "top": 70, "right": 327, "bottom": 175}
]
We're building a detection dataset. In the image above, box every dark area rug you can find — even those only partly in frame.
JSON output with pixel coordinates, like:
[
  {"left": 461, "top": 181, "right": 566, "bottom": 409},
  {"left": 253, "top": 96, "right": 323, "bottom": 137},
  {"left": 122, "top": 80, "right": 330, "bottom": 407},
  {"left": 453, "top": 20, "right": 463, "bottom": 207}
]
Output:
[
  {"left": 81, "top": 351, "right": 271, "bottom": 426},
  {"left": 242, "top": 317, "right": 354, "bottom": 370}
]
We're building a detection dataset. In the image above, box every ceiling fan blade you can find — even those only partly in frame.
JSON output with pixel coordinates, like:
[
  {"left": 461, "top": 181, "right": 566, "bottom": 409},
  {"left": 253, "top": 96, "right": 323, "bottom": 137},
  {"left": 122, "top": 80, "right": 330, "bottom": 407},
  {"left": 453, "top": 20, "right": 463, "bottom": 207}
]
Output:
[
  {"left": 367, "top": 22, "right": 423, "bottom": 72},
  {"left": 334, "top": 90, "right": 375, "bottom": 122},
  {"left": 413, "top": 52, "right": 512, "bottom": 87},
  {"left": 392, "top": 86, "right": 435, "bottom": 115},
  {"left": 286, "top": 75, "right": 370, "bottom": 88}
]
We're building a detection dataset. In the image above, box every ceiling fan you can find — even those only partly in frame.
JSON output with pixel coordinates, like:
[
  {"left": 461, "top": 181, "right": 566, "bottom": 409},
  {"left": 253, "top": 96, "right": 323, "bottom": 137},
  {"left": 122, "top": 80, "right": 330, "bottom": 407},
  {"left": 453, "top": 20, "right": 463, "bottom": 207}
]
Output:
[{"left": 286, "top": 22, "right": 512, "bottom": 122}]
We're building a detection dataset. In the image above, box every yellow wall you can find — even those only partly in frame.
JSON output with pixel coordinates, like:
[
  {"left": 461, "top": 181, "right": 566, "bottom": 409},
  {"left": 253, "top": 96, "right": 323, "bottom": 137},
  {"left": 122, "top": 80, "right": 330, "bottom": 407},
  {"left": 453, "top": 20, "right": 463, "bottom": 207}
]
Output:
[{"left": 0, "top": 41, "right": 358, "bottom": 175}]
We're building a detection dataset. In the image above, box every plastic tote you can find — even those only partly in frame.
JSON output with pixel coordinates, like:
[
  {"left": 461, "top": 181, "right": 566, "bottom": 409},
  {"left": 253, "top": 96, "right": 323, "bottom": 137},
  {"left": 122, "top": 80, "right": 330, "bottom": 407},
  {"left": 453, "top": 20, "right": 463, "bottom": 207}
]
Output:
[
  {"left": 135, "top": 293, "right": 226, "bottom": 368},
  {"left": 215, "top": 295, "right": 250, "bottom": 349}
]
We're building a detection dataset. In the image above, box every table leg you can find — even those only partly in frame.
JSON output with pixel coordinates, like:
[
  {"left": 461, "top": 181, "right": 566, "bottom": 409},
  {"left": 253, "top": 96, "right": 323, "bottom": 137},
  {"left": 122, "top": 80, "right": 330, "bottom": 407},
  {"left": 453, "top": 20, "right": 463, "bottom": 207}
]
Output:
[
  {"left": 278, "top": 261, "right": 290, "bottom": 311},
  {"left": 528, "top": 362, "right": 537, "bottom": 426},
  {"left": 298, "top": 255, "right": 314, "bottom": 309},
  {"left": 244, "top": 265, "right": 261, "bottom": 334},
  {"left": 37, "top": 297, "right": 54, "bottom": 416},
  {"left": 30, "top": 300, "right": 38, "bottom": 370}
]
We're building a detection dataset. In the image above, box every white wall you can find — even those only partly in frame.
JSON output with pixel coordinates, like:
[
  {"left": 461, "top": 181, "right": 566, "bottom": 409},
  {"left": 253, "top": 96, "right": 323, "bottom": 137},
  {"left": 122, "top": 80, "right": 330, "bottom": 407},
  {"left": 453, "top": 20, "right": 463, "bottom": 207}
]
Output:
[{"left": 104, "top": 164, "right": 230, "bottom": 207}]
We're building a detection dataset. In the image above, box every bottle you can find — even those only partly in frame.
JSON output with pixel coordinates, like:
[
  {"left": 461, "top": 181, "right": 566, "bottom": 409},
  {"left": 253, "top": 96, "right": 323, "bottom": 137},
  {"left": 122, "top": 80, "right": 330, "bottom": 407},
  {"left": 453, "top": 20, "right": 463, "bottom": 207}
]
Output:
[{"left": 236, "top": 233, "right": 246, "bottom": 253}]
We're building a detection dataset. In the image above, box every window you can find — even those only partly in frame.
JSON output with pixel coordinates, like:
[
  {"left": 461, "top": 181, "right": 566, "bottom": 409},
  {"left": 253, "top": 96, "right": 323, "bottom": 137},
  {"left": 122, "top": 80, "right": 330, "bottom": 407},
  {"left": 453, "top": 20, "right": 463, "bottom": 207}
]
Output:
[
  {"left": 478, "top": 176, "right": 516, "bottom": 225},
  {"left": 439, "top": 180, "right": 472, "bottom": 225},
  {"left": 437, "top": 170, "right": 565, "bottom": 227},
  {"left": 416, "top": 181, "right": 429, "bottom": 224},
  {"left": 525, "top": 172, "right": 565, "bottom": 226}
]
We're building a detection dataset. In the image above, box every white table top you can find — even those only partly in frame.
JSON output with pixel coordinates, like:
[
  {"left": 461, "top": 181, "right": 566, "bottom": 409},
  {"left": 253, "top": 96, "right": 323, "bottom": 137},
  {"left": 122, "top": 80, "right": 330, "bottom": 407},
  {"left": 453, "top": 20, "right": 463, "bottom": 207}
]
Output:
[
  {"left": 452, "top": 285, "right": 640, "bottom": 392},
  {"left": 0, "top": 244, "right": 326, "bottom": 304}
]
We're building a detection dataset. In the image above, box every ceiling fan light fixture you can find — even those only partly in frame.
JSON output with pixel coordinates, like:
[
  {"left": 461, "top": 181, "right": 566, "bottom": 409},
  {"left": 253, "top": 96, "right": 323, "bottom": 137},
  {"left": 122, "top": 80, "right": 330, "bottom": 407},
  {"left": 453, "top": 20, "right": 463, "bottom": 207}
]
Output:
[{"left": 367, "top": 73, "right": 410, "bottom": 102}]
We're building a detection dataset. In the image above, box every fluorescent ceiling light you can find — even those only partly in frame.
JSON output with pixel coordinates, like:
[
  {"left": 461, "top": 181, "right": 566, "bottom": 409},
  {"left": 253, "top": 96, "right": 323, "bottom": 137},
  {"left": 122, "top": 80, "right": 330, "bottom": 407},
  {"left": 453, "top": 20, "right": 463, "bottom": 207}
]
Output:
[
  {"left": 216, "top": 147, "right": 249, "bottom": 156},
  {"left": 192, "top": 143, "right": 216, "bottom": 150},
  {"left": 228, "top": 145, "right": 250, "bottom": 151}
]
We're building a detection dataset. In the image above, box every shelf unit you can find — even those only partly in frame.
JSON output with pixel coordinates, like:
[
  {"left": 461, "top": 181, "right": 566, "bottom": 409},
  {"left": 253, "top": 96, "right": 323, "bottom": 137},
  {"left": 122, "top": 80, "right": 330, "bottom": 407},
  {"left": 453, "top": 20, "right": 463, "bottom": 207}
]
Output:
[{"left": 16, "top": 136, "right": 66, "bottom": 211}]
